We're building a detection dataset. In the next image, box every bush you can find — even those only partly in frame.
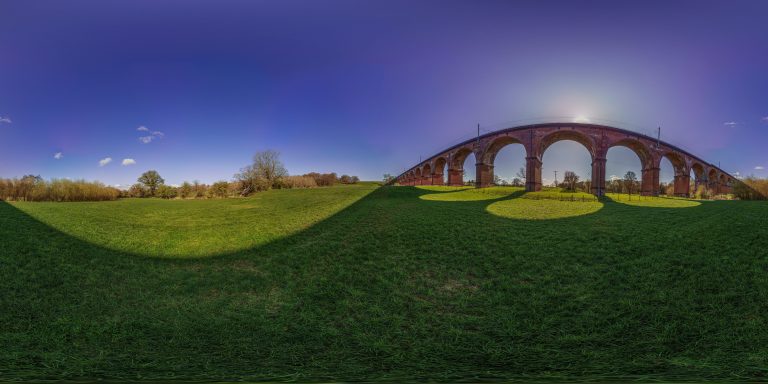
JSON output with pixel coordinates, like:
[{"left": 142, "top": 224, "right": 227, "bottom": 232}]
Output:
[
  {"left": 156, "top": 185, "right": 178, "bottom": 199},
  {"left": 209, "top": 181, "right": 230, "bottom": 198},
  {"left": 281, "top": 176, "right": 317, "bottom": 189},
  {"left": 304, "top": 172, "right": 338, "bottom": 186},
  {"left": 128, "top": 183, "right": 148, "bottom": 198},
  {"left": 178, "top": 182, "right": 193, "bottom": 198}
]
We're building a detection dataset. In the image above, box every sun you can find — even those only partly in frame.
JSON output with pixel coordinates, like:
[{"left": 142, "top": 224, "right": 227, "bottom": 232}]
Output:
[{"left": 573, "top": 115, "right": 591, "bottom": 123}]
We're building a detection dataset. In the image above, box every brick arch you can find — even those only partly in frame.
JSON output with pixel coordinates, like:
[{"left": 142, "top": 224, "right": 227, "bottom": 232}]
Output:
[
  {"left": 658, "top": 152, "right": 689, "bottom": 196},
  {"left": 538, "top": 130, "right": 596, "bottom": 160},
  {"left": 450, "top": 147, "right": 474, "bottom": 169},
  {"left": 707, "top": 168, "right": 717, "bottom": 181},
  {"left": 421, "top": 163, "right": 432, "bottom": 185},
  {"left": 482, "top": 135, "right": 527, "bottom": 164},
  {"left": 445, "top": 147, "right": 476, "bottom": 186},
  {"left": 707, "top": 168, "right": 719, "bottom": 194},
  {"left": 719, "top": 173, "right": 730, "bottom": 194},
  {"left": 606, "top": 138, "right": 653, "bottom": 170},
  {"left": 404, "top": 171, "right": 415, "bottom": 186},
  {"left": 691, "top": 162, "right": 706, "bottom": 180},
  {"left": 661, "top": 152, "right": 686, "bottom": 173},
  {"left": 432, "top": 157, "right": 447, "bottom": 185}
]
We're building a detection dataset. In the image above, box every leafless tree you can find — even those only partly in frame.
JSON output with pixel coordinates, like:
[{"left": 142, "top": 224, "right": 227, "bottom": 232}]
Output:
[
  {"left": 563, "top": 171, "right": 579, "bottom": 192},
  {"left": 624, "top": 171, "right": 637, "bottom": 195}
]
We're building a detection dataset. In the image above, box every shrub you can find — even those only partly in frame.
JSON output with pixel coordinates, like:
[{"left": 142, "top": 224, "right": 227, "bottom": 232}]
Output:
[
  {"left": 209, "top": 181, "right": 230, "bottom": 198},
  {"left": 304, "top": 172, "right": 338, "bottom": 186},
  {"left": 282, "top": 175, "right": 317, "bottom": 188},
  {"left": 178, "top": 182, "right": 193, "bottom": 198},
  {"left": 156, "top": 185, "right": 178, "bottom": 199},
  {"left": 128, "top": 183, "right": 148, "bottom": 198}
]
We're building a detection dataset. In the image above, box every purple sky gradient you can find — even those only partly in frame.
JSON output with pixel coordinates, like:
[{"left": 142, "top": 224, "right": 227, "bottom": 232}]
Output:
[{"left": 1, "top": 0, "right": 767, "bottom": 187}]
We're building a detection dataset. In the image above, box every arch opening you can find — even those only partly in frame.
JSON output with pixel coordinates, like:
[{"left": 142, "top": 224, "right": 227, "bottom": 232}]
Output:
[
  {"left": 489, "top": 140, "right": 526, "bottom": 187},
  {"left": 659, "top": 157, "right": 676, "bottom": 196},
  {"left": 539, "top": 130, "right": 595, "bottom": 159},
  {"left": 690, "top": 163, "right": 705, "bottom": 197},
  {"left": 422, "top": 163, "right": 432, "bottom": 185},
  {"left": 433, "top": 157, "right": 448, "bottom": 185},
  {"left": 462, "top": 152, "right": 477, "bottom": 186},
  {"left": 605, "top": 146, "right": 642, "bottom": 195},
  {"left": 541, "top": 140, "right": 593, "bottom": 192}
]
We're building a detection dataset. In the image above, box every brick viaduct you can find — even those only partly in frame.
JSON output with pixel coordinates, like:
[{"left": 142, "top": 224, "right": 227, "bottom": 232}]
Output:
[{"left": 393, "top": 123, "right": 736, "bottom": 197}]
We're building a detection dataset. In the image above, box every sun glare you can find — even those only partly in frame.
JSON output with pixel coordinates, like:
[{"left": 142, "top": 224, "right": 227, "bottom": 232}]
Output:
[{"left": 573, "top": 115, "right": 591, "bottom": 123}]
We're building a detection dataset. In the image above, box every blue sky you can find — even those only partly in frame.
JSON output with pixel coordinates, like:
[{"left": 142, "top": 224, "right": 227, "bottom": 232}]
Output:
[{"left": 1, "top": 0, "right": 767, "bottom": 187}]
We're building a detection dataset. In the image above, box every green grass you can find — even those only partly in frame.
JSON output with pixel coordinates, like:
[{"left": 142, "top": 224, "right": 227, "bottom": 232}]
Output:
[{"left": 2, "top": 185, "right": 768, "bottom": 381}]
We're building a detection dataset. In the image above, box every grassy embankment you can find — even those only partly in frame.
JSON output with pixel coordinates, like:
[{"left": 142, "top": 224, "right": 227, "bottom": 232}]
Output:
[{"left": 2, "top": 184, "right": 767, "bottom": 381}]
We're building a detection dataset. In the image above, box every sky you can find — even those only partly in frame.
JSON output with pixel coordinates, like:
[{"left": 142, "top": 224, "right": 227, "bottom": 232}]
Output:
[{"left": 1, "top": 0, "right": 767, "bottom": 188}]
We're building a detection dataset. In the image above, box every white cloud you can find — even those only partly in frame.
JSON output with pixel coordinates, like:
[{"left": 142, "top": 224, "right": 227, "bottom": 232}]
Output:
[
  {"left": 724, "top": 121, "right": 738, "bottom": 126},
  {"left": 756, "top": 166, "right": 765, "bottom": 170},
  {"left": 122, "top": 158, "right": 136, "bottom": 166},
  {"left": 139, "top": 130, "right": 164, "bottom": 144},
  {"left": 137, "top": 126, "right": 149, "bottom": 132},
  {"left": 762, "top": 116, "right": 768, "bottom": 122},
  {"left": 99, "top": 157, "right": 112, "bottom": 167},
  {"left": 53, "top": 152, "right": 63, "bottom": 160},
  {"left": 0, "top": 116, "right": 11, "bottom": 124}
]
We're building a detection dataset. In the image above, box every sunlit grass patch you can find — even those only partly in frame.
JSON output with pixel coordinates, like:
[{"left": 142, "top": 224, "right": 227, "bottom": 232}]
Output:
[
  {"left": 605, "top": 193, "right": 701, "bottom": 208},
  {"left": 487, "top": 198, "right": 603, "bottom": 219},
  {"left": 420, "top": 186, "right": 523, "bottom": 201},
  {"left": 524, "top": 190, "right": 598, "bottom": 202},
  {"left": 414, "top": 185, "right": 470, "bottom": 192}
]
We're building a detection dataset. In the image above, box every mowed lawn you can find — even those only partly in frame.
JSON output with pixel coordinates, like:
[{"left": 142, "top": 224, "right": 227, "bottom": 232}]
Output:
[{"left": 2, "top": 185, "right": 768, "bottom": 381}]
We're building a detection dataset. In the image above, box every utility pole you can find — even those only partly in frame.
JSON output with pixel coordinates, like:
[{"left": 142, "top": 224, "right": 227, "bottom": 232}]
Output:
[
  {"left": 554, "top": 170, "right": 558, "bottom": 187},
  {"left": 657, "top": 126, "right": 661, "bottom": 149},
  {"left": 476, "top": 123, "right": 480, "bottom": 147}
]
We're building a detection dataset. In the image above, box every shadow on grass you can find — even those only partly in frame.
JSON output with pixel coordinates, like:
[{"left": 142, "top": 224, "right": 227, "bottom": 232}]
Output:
[{"left": 2, "top": 187, "right": 768, "bottom": 381}]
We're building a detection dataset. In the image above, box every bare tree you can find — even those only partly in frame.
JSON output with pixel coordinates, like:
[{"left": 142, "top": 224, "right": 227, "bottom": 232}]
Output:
[
  {"left": 623, "top": 171, "right": 637, "bottom": 195},
  {"left": 235, "top": 150, "right": 287, "bottom": 195},
  {"left": 253, "top": 150, "right": 287, "bottom": 184},
  {"left": 563, "top": 171, "right": 579, "bottom": 192},
  {"left": 516, "top": 167, "right": 526, "bottom": 182}
]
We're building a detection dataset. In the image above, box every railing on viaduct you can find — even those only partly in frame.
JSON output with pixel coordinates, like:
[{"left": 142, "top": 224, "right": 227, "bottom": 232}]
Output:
[{"left": 391, "top": 122, "right": 737, "bottom": 197}]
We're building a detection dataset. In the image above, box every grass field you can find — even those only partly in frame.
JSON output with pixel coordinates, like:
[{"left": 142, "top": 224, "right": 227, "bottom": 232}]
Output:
[{"left": 2, "top": 184, "right": 768, "bottom": 381}]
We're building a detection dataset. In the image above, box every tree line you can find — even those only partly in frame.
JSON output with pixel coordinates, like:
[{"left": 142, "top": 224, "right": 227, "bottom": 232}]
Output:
[
  {"left": 0, "top": 151, "right": 361, "bottom": 202},
  {"left": 0, "top": 176, "right": 120, "bottom": 202},
  {"left": 125, "top": 150, "right": 360, "bottom": 199}
]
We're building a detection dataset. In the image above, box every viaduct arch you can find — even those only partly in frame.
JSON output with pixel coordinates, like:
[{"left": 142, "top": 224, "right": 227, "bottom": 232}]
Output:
[{"left": 393, "top": 123, "right": 736, "bottom": 197}]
